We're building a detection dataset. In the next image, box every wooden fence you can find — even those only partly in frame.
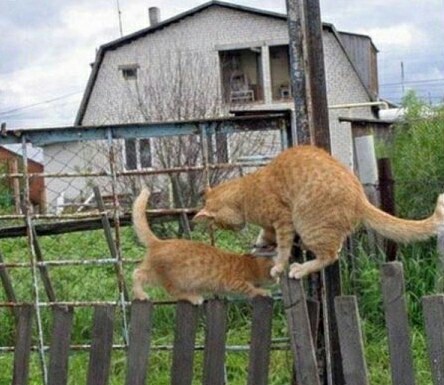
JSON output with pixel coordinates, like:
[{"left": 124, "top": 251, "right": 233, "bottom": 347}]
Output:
[{"left": 8, "top": 261, "right": 444, "bottom": 385}]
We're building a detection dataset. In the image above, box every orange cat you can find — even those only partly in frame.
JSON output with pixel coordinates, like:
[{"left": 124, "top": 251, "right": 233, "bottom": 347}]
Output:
[
  {"left": 195, "top": 145, "right": 444, "bottom": 279},
  {"left": 132, "top": 188, "right": 273, "bottom": 304}
]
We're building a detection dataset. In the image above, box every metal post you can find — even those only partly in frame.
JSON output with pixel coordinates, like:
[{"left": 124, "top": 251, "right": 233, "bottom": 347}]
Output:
[
  {"left": 105, "top": 128, "right": 129, "bottom": 344},
  {"left": 21, "top": 136, "right": 48, "bottom": 385}
]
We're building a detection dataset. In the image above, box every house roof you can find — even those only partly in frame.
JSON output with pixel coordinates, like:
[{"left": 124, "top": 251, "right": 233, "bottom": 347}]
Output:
[{"left": 75, "top": 0, "right": 375, "bottom": 125}]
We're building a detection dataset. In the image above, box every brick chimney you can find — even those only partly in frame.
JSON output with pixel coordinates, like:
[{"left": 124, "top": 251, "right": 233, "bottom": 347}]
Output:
[{"left": 149, "top": 7, "right": 160, "bottom": 26}]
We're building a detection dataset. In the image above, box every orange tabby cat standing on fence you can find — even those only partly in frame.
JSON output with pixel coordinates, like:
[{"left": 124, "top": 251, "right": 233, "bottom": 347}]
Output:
[
  {"left": 132, "top": 188, "right": 274, "bottom": 305},
  {"left": 194, "top": 145, "right": 444, "bottom": 279}
]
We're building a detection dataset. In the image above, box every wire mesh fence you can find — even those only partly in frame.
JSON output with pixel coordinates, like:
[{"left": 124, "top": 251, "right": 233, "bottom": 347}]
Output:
[{"left": 0, "top": 113, "right": 291, "bottom": 383}]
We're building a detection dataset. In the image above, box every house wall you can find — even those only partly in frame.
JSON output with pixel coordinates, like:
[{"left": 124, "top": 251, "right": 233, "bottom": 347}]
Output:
[{"left": 45, "top": 5, "right": 377, "bottom": 210}]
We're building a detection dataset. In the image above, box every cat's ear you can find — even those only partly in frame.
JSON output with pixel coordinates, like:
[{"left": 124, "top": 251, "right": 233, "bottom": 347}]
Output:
[{"left": 193, "top": 208, "right": 214, "bottom": 221}]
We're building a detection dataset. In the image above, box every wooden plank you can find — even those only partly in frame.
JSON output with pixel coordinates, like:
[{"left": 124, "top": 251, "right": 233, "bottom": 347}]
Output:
[
  {"left": 334, "top": 296, "right": 369, "bottom": 385},
  {"left": 304, "top": 0, "right": 331, "bottom": 150},
  {"left": 93, "top": 187, "right": 129, "bottom": 301},
  {"left": 202, "top": 299, "right": 227, "bottom": 385},
  {"left": 281, "top": 276, "right": 320, "bottom": 385},
  {"left": 125, "top": 300, "right": 154, "bottom": 385},
  {"left": 87, "top": 305, "right": 115, "bottom": 385},
  {"left": 285, "top": 0, "right": 311, "bottom": 144},
  {"left": 247, "top": 296, "right": 274, "bottom": 385},
  {"left": 31, "top": 226, "right": 57, "bottom": 302},
  {"left": 378, "top": 158, "right": 398, "bottom": 261},
  {"left": 12, "top": 305, "right": 33, "bottom": 385},
  {"left": 381, "top": 262, "right": 416, "bottom": 385},
  {"left": 171, "top": 301, "right": 200, "bottom": 385},
  {"left": 48, "top": 306, "right": 74, "bottom": 385},
  {"left": 0, "top": 213, "right": 195, "bottom": 239},
  {"left": 422, "top": 295, "right": 444, "bottom": 385},
  {"left": 323, "top": 263, "right": 344, "bottom": 385},
  {"left": 0, "top": 250, "right": 18, "bottom": 319}
]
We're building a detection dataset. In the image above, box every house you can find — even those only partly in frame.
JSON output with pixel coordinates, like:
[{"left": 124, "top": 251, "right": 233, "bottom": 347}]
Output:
[
  {"left": 0, "top": 145, "right": 45, "bottom": 212},
  {"left": 44, "top": 0, "right": 380, "bottom": 211}
]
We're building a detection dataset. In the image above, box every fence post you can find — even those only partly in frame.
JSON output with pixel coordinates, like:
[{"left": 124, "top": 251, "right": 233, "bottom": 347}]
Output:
[
  {"left": 202, "top": 299, "right": 227, "bottom": 385},
  {"left": 125, "top": 300, "right": 154, "bottom": 385},
  {"left": 422, "top": 295, "right": 444, "bottom": 385},
  {"left": 171, "top": 301, "right": 200, "bottom": 385},
  {"left": 48, "top": 306, "right": 74, "bottom": 385},
  {"left": 378, "top": 158, "right": 398, "bottom": 261},
  {"left": 281, "top": 277, "right": 320, "bottom": 385},
  {"left": 381, "top": 262, "right": 415, "bottom": 385},
  {"left": 334, "top": 296, "right": 369, "bottom": 385},
  {"left": 247, "top": 296, "right": 274, "bottom": 385},
  {"left": 12, "top": 305, "right": 34, "bottom": 385},
  {"left": 87, "top": 305, "right": 115, "bottom": 385}
]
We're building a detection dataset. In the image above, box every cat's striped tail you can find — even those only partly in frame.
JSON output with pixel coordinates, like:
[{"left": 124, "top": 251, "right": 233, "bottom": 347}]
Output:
[
  {"left": 132, "top": 188, "right": 160, "bottom": 246},
  {"left": 361, "top": 193, "right": 444, "bottom": 243}
]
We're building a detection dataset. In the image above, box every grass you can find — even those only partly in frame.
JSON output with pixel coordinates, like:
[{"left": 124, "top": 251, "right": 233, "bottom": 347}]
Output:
[{"left": 0, "top": 221, "right": 439, "bottom": 384}]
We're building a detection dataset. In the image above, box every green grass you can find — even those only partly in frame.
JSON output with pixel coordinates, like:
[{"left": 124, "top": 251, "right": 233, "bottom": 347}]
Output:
[{"left": 0, "top": 222, "right": 438, "bottom": 384}]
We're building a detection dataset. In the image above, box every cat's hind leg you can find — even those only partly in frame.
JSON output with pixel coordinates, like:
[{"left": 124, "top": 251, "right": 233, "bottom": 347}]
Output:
[
  {"left": 270, "top": 220, "right": 295, "bottom": 278},
  {"left": 289, "top": 232, "right": 343, "bottom": 279},
  {"left": 132, "top": 267, "right": 153, "bottom": 300}
]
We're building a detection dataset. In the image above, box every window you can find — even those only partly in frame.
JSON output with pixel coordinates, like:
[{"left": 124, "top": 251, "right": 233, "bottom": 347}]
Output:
[
  {"left": 118, "top": 64, "right": 140, "bottom": 80},
  {"left": 124, "top": 139, "right": 152, "bottom": 170}
]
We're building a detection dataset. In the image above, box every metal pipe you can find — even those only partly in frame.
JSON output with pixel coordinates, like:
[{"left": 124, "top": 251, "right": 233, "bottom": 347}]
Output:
[
  {"left": 0, "top": 258, "right": 142, "bottom": 269},
  {"left": 328, "top": 101, "right": 389, "bottom": 110},
  {"left": 21, "top": 136, "right": 48, "bottom": 385},
  {"left": 0, "top": 161, "right": 269, "bottom": 180}
]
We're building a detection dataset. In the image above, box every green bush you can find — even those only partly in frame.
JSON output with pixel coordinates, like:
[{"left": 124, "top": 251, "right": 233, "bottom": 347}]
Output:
[{"left": 390, "top": 91, "right": 444, "bottom": 218}]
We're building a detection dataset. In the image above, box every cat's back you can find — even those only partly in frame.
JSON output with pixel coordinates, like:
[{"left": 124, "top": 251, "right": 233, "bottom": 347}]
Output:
[{"left": 269, "top": 145, "right": 359, "bottom": 183}]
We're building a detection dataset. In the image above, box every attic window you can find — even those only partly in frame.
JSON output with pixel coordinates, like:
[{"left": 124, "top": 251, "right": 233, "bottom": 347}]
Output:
[{"left": 118, "top": 64, "right": 139, "bottom": 80}]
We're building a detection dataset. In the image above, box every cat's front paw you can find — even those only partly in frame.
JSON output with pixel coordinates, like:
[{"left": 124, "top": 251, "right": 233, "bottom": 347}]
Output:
[
  {"left": 288, "top": 263, "right": 307, "bottom": 280},
  {"left": 270, "top": 264, "right": 284, "bottom": 279},
  {"left": 133, "top": 292, "right": 149, "bottom": 301}
]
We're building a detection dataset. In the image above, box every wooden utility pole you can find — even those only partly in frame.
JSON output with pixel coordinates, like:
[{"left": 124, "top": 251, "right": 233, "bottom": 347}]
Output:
[{"left": 285, "top": 1, "right": 343, "bottom": 384}]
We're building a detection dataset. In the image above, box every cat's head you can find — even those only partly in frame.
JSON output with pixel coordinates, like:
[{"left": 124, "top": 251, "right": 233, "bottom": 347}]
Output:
[{"left": 194, "top": 185, "right": 245, "bottom": 231}]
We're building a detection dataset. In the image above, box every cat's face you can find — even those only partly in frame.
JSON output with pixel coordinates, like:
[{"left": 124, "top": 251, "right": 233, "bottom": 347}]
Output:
[{"left": 194, "top": 187, "right": 245, "bottom": 230}]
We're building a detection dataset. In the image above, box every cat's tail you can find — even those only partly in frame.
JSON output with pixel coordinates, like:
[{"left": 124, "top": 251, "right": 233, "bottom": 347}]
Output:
[
  {"left": 361, "top": 193, "right": 444, "bottom": 242},
  {"left": 132, "top": 188, "right": 160, "bottom": 247}
]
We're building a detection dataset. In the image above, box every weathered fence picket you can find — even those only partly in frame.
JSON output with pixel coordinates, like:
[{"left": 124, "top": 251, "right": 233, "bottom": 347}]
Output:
[
  {"left": 12, "top": 305, "right": 33, "bottom": 385},
  {"left": 48, "top": 306, "right": 74, "bottom": 385},
  {"left": 171, "top": 301, "right": 200, "bottom": 385},
  {"left": 87, "top": 305, "right": 116, "bottom": 385},
  {"left": 281, "top": 276, "right": 320, "bottom": 385},
  {"left": 422, "top": 295, "right": 444, "bottom": 385},
  {"left": 202, "top": 299, "right": 227, "bottom": 385},
  {"left": 125, "top": 300, "right": 154, "bottom": 385},
  {"left": 381, "top": 262, "right": 416, "bottom": 385},
  {"left": 334, "top": 296, "right": 369, "bottom": 385},
  {"left": 247, "top": 296, "right": 274, "bottom": 385}
]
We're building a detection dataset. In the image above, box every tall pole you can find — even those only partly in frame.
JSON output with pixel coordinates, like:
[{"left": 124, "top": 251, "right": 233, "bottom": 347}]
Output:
[
  {"left": 286, "top": 1, "right": 343, "bottom": 385},
  {"left": 286, "top": 0, "right": 312, "bottom": 145}
]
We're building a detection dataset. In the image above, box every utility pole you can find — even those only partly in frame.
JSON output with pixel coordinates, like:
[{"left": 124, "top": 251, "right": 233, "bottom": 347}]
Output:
[{"left": 285, "top": 1, "right": 343, "bottom": 385}]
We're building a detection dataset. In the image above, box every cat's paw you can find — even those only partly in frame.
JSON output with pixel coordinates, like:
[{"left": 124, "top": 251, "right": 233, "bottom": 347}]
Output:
[
  {"left": 133, "top": 292, "right": 149, "bottom": 301},
  {"left": 288, "top": 263, "right": 307, "bottom": 280},
  {"left": 254, "top": 288, "right": 272, "bottom": 298},
  {"left": 270, "top": 264, "right": 284, "bottom": 279},
  {"left": 187, "top": 296, "right": 205, "bottom": 306}
]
